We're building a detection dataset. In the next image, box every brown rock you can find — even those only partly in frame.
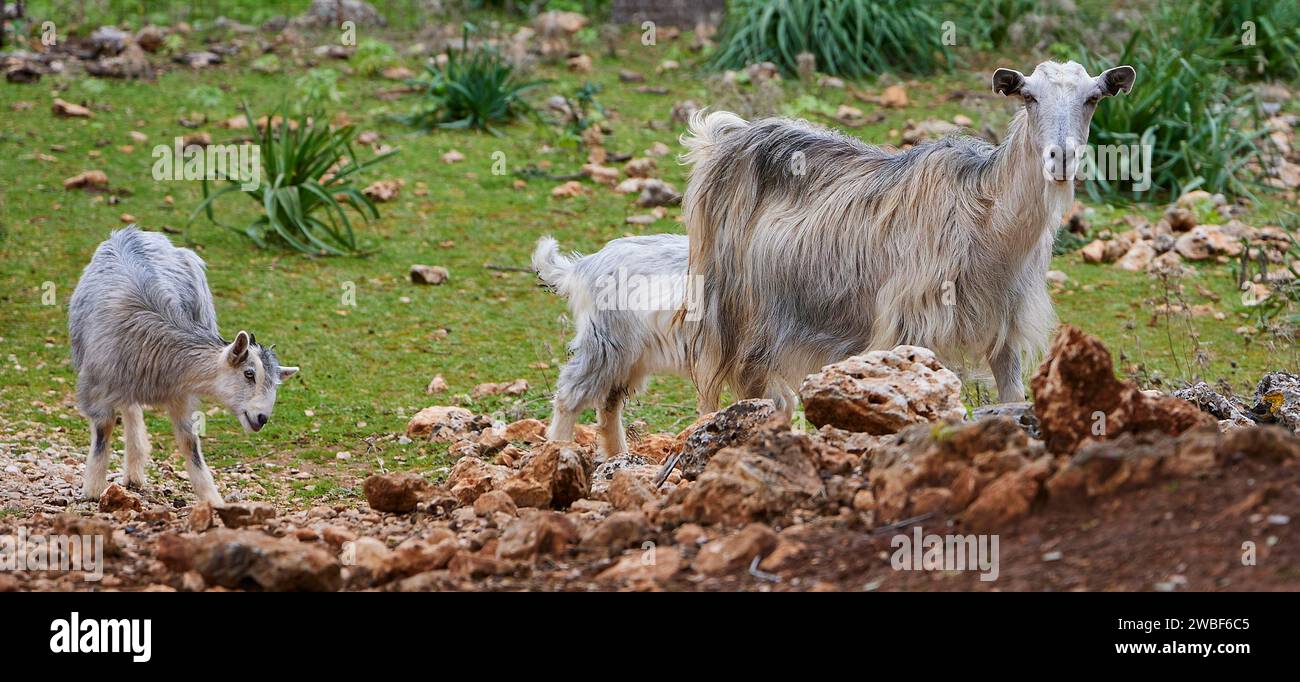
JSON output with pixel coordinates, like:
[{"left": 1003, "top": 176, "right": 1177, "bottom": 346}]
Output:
[
  {"left": 447, "top": 551, "right": 516, "bottom": 580},
  {"left": 666, "top": 428, "right": 826, "bottom": 525},
  {"left": 472, "top": 489, "right": 518, "bottom": 517},
  {"left": 673, "top": 399, "right": 777, "bottom": 480},
  {"left": 409, "top": 264, "right": 449, "bottom": 285},
  {"left": 504, "top": 441, "right": 591, "bottom": 509},
  {"left": 188, "top": 501, "right": 215, "bottom": 532},
  {"left": 504, "top": 418, "right": 547, "bottom": 443},
  {"left": 693, "top": 523, "right": 778, "bottom": 575},
  {"left": 385, "top": 538, "right": 459, "bottom": 578},
  {"left": 191, "top": 529, "right": 342, "bottom": 591},
  {"left": 406, "top": 405, "right": 476, "bottom": 441},
  {"left": 213, "top": 502, "right": 276, "bottom": 528},
  {"left": 1030, "top": 326, "right": 1216, "bottom": 454},
  {"left": 363, "top": 472, "right": 430, "bottom": 513},
  {"left": 1164, "top": 206, "right": 1197, "bottom": 232},
  {"left": 801, "top": 346, "right": 965, "bottom": 434},
  {"left": 63, "top": 170, "right": 109, "bottom": 190},
  {"left": 580, "top": 511, "right": 649, "bottom": 556},
  {"left": 597, "top": 546, "right": 682, "bottom": 585},
  {"left": 606, "top": 468, "right": 659, "bottom": 511},
  {"left": 496, "top": 510, "right": 579, "bottom": 559},
  {"left": 53, "top": 98, "right": 93, "bottom": 118},
  {"left": 98, "top": 483, "right": 141, "bottom": 512},
  {"left": 446, "top": 456, "right": 512, "bottom": 506}
]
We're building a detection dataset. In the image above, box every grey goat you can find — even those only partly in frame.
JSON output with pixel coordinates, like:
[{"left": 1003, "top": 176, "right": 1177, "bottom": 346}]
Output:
[
  {"left": 681, "top": 61, "right": 1136, "bottom": 404},
  {"left": 532, "top": 234, "right": 796, "bottom": 456},
  {"left": 69, "top": 227, "right": 297, "bottom": 504}
]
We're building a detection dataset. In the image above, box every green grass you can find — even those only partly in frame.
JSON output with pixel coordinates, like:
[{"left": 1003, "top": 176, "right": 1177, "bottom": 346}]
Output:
[{"left": 0, "top": 19, "right": 1294, "bottom": 505}]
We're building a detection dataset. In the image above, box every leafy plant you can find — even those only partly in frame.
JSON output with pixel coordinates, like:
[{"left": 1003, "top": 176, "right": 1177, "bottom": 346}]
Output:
[
  {"left": 191, "top": 104, "right": 397, "bottom": 256},
  {"left": 251, "top": 53, "right": 282, "bottom": 74},
  {"left": 1202, "top": 0, "right": 1300, "bottom": 80},
  {"left": 710, "top": 0, "right": 950, "bottom": 78},
  {"left": 555, "top": 81, "right": 604, "bottom": 149},
  {"left": 401, "top": 26, "right": 544, "bottom": 134},
  {"left": 966, "top": 0, "right": 1038, "bottom": 48},
  {"left": 353, "top": 38, "right": 398, "bottom": 77},
  {"left": 293, "top": 68, "right": 343, "bottom": 114},
  {"left": 1081, "top": 26, "right": 1266, "bottom": 202}
]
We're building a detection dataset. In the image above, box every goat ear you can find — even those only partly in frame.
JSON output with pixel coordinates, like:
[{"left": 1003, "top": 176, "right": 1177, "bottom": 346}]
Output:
[
  {"left": 228, "top": 331, "right": 250, "bottom": 366},
  {"left": 992, "top": 68, "right": 1025, "bottom": 96},
  {"left": 279, "top": 366, "right": 299, "bottom": 380},
  {"left": 1098, "top": 65, "right": 1136, "bottom": 96}
]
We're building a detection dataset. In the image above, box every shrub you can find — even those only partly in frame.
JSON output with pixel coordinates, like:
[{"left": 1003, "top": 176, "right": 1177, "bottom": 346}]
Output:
[
  {"left": 401, "top": 27, "right": 544, "bottom": 133},
  {"left": 353, "top": 38, "right": 398, "bottom": 77},
  {"left": 1203, "top": 0, "right": 1300, "bottom": 79},
  {"left": 191, "top": 105, "right": 397, "bottom": 256},
  {"left": 293, "top": 68, "right": 343, "bottom": 114},
  {"left": 710, "top": 0, "right": 950, "bottom": 78},
  {"left": 1081, "top": 26, "right": 1266, "bottom": 202}
]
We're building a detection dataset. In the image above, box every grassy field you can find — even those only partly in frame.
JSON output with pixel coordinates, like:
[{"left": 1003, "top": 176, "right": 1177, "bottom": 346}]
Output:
[{"left": 1, "top": 11, "right": 1296, "bottom": 506}]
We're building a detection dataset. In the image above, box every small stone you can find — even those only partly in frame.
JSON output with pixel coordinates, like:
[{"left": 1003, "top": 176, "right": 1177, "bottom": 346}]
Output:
[
  {"left": 409, "top": 264, "right": 449, "bottom": 285},
  {"left": 363, "top": 472, "right": 430, "bottom": 513}
]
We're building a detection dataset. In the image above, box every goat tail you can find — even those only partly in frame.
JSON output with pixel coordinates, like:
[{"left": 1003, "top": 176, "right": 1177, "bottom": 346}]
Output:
[
  {"left": 531, "top": 235, "right": 578, "bottom": 298},
  {"left": 679, "top": 110, "right": 747, "bottom": 167}
]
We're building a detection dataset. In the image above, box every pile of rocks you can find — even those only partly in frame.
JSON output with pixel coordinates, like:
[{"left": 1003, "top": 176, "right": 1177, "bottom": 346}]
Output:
[{"left": 5, "top": 329, "right": 1297, "bottom": 593}]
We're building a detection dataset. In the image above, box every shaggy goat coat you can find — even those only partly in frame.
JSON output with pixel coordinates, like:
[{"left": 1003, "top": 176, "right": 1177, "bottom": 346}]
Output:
[{"left": 680, "top": 109, "right": 1065, "bottom": 400}]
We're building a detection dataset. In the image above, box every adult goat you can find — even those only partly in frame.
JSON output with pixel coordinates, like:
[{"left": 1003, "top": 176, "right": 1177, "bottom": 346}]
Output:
[{"left": 680, "top": 61, "right": 1135, "bottom": 403}]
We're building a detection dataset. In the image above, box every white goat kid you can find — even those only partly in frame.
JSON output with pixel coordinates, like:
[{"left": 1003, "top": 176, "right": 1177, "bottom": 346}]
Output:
[
  {"left": 69, "top": 227, "right": 298, "bottom": 504},
  {"left": 532, "top": 234, "right": 794, "bottom": 457},
  {"left": 681, "top": 61, "right": 1136, "bottom": 403}
]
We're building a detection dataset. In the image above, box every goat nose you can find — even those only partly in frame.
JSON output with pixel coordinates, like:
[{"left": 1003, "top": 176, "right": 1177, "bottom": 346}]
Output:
[{"left": 256, "top": 413, "right": 268, "bottom": 427}]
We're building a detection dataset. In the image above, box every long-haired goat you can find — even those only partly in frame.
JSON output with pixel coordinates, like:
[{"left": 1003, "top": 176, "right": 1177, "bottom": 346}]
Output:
[
  {"left": 69, "top": 227, "right": 298, "bottom": 504},
  {"left": 533, "top": 234, "right": 793, "bottom": 456},
  {"left": 681, "top": 61, "right": 1135, "bottom": 403}
]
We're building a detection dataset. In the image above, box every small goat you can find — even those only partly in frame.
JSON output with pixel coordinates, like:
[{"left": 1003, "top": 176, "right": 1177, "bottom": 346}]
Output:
[
  {"left": 532, "top": 234, "right": 793, "bottom": 456},
  {"left": 681, "top": 61, "right": 1135, "bottom": 403},
  {"left": 69, "top": 227, "right": 297, "bottom": 504}
]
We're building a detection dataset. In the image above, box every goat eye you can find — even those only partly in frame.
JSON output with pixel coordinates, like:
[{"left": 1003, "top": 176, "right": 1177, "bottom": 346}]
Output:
[
  {"left": 243, "top": 369, "right": 256, "bottom": 382},
  {"left": 1022, "top": 94, "right": 1036, "bottom": 105}
]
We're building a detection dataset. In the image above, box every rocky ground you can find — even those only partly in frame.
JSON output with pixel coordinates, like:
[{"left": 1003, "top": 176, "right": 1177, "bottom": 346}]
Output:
[{"left": 2, "top": 327, "right": 1295, "bottom": 592}]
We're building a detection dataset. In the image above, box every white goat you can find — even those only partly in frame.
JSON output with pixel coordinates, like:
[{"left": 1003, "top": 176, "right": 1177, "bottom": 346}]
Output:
[
  {"left": 680, "top": 61, "right": 1135, "bottom": 403},
  {"left": 69, "top": 227, "right": 298, "bottom": 504},
  {"left": 532, "top": 234, "right": 793, "bottom": 456}
]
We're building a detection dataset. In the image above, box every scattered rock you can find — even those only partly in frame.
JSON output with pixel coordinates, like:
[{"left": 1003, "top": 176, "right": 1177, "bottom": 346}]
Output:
[
  {"left": 496, "top": 510, "right": 579, "bottom": 559},
  {"left": 363, "top": 472, "right": 430, "bottom": 513},
  {"left": 53, "top": 99, "right": 93, "bottom": 118},
  {"left": 635, "top": 179, "right": 680, "bottom": 207},
  {"left": 1030, "top": 326, "right": 1217, "bottom": 454},
  {"left": 362, "top": 179, "right": 402, "bottom": 202},
  {"left": 214, "top": 502, "right": 276, "bottom": 528},
  {"left": 693, "top": 523, "right": 778, "bottom": 575},
  {"left": 406, "top": 405, "right": 476, "bottom": 441},
  {"left": 580, "top": 511, "right": 649, "bottom": 556},
  {"left": 668, "top": 399, "right": 777, "bottom": 481},
  {"left": 98, "top": 483, "right": 141, "bottom": 512},
  {"left": 63, "top": 170, "right": 108, "bottom": 190},
  {"left": 664, "top": 427, "right": 826, "bottom": 525},
  {"left": 880, "top": 84, "right": 909, "bottom": 108},
  {"left": 502, "top": 441, "right": 591, "bottom": 509},
  {"left": 801, "top": 346, "right": 965, "bottom": 435},
  {"left": 409, "top": 264, "right": 449, "bottom": 285},
  {"left": 191, "top": 529, "right": 342, "bottom": 591}
]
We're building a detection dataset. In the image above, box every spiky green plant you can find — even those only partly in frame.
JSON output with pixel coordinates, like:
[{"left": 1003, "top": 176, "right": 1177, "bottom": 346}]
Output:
[
  {"left": 191, "top": 105, "right": 397, "bottom": 256},
  {"left": 401, "top": 26, "right": 544, "bottom": 134},
  {"left": 710, "top": 0, "right": 950, "bottom": 78},
  {"left": 1081, "top": 26, "right": 1267, "bottom": 202}
]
